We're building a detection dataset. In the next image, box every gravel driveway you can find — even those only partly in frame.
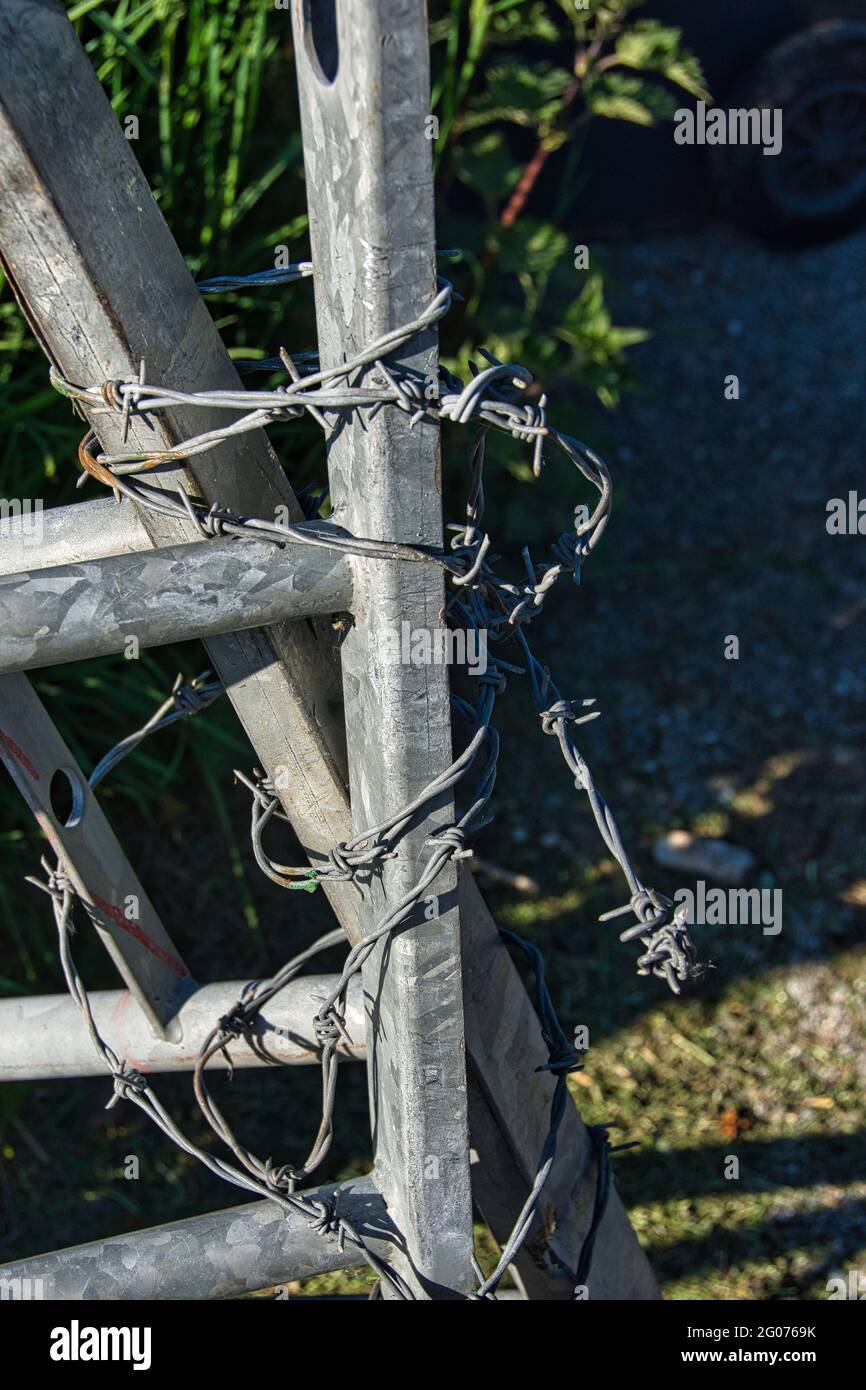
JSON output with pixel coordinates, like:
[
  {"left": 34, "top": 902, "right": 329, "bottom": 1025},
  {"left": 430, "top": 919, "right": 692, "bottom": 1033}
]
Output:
[{"left": 482, "top": 221, "right": 866, "bottom": 1299}]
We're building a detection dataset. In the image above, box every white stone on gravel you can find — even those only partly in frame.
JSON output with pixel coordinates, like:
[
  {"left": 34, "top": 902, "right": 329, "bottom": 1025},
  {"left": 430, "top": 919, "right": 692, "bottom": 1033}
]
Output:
[{"left": 653, "top": 829, "right": 756, "bottom": 885}]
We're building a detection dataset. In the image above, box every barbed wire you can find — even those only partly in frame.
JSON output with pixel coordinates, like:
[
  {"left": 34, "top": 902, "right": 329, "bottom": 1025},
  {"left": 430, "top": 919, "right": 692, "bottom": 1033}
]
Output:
[
  {"left": 30, "top": 257, "right": 699, "bottom": 1297},
  {"left": 27, "top": 860, "right": 415, "bottom": 1299},
  {"left": 49, "top": 279, "right": 610, "bottom": 634},
  {"left": 25, "top": 667, "right": 635, "bottom": 1298}
]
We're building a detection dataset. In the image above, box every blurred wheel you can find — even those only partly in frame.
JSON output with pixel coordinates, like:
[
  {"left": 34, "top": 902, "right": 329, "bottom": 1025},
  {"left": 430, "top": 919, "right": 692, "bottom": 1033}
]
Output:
[{"left": 711, "top": 20, "right": 866, "bottom": 244}]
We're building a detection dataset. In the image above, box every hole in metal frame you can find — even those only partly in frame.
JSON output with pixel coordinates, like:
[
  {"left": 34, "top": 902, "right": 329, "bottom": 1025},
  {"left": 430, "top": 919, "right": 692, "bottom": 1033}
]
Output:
[
  {"left": 49, "top": 767, "right": 86, "bottom": 828},
  {"left": 300, "top": 0, "right": 339, "bottom": 85}
]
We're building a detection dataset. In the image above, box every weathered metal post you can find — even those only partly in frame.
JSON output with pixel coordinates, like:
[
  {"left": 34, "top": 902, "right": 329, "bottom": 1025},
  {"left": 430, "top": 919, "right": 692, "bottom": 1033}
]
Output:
[{"left": 292, "top": 0, "right": 475, "bottom": 1298}]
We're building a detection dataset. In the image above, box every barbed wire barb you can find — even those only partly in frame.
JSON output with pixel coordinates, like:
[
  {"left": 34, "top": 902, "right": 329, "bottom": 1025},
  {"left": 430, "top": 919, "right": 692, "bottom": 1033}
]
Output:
[{"left": 29, "top": 262, "right": 700, "bottom": 1298}]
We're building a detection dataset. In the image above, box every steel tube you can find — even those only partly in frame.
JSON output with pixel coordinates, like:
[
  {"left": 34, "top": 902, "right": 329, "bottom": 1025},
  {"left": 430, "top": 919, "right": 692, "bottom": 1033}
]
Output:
[
  {"left": 0, "top": 497, "right": 151, "bottom": 577},
  {"left": 0, "top": 974, "right": 365, "bottom": 1081},
  {"left": 293, "top": 1, "right": 475, "bottom": 1299},
  {"left": 0, "top": 534, "right": 353, "bottom": 673},
  {"left": 0, "top": 1174, "right": 391, "bottom": 1299}
]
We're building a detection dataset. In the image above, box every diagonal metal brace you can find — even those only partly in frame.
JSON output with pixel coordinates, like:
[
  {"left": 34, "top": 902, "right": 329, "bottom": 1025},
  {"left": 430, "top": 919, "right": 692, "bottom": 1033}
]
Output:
[{"left": 0, "top": 673, "right": 192, "bottom": 1036}]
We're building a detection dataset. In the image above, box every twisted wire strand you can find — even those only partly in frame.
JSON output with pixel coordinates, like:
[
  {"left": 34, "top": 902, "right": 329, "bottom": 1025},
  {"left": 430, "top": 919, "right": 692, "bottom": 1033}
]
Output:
[
  {"left": 88, "top": 671, "right": 222, "bottom": 788},
  {"left": 517, "top": 632, "right": 697, "bottom": 994},
  {"left": 196, "top": 262, "right": 314, "bottom": 294},
  {"left": 50, "top": 282, "right": 609, "bottom": 634},
  {"left": 25, "top": 689, "right": 416, "bottom": 1300},
  {"left": 29, "top": 265, "right": 701, "bottom": 1297}
]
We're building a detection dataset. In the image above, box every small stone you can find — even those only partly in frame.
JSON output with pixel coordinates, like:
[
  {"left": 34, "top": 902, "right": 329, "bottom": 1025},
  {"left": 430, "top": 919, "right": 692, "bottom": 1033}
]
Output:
[{"left": 653, "top": 830, "right": 756, "bottom": 885}]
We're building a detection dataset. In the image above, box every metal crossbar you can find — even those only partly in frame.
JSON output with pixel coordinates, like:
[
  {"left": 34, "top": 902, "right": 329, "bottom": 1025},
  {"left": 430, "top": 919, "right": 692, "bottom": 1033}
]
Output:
[
  {"left": 0, "top": 972, "right": 367, "bottom": 1081},
  {"left": 0, "top": 531, "right": 354, "bottom": 672},
  {"left": 0, "top": 0, "right": 696, "bottom": 1300},
  {"left": 0, "top": 1173, "right": 392, "bottom": 1299}
]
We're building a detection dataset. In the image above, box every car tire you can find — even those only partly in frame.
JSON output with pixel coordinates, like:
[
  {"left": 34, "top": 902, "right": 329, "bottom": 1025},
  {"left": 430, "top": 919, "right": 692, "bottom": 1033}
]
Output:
[{"left": 710, "top": 19, "right": 866, "bottom": 245}]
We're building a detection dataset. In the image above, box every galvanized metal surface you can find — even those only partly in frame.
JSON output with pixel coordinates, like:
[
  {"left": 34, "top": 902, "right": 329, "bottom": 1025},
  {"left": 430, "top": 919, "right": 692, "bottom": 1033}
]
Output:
[
  {"left": 0, "top": 673, "right": 191, "bottom": 1037},
  {"left": 0, "top": 497, "right": 151, "bottom": 577},
  {"left": 0, "top": 974, "right": 365, "bottom": 1081},
  {"left": 0, "top": 533, "right": 353, "bottom": 673},
  {"left": 293, "top": 0, "right": 475, "bottom": 1299},
  {"left": 459, "top": 874, "right": 659, "bottom": 1298},
  {"left": 0, "top": 1174, "right": 390, "bottom": 1299}
]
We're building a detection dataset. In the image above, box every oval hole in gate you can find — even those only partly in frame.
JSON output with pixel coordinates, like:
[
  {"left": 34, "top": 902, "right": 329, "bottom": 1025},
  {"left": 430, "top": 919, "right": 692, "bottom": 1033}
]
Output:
[
  {"left": 49, "top": 768, "right": 85, "bottom": 829},
  {"left": 300, "top": 0, "right": 339, "bottom": 85}
]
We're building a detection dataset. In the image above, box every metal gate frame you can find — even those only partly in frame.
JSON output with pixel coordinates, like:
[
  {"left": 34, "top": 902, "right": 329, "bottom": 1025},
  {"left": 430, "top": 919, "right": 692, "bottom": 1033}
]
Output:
[{"left": 0, "top": 0, "right": 659, "bottom": 1300}]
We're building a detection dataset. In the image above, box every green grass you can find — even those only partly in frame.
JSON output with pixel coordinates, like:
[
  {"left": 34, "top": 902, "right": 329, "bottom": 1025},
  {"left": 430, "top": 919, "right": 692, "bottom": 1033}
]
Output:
[{"left": 588, "top": 945, "right": 866, "bottom": 1299}]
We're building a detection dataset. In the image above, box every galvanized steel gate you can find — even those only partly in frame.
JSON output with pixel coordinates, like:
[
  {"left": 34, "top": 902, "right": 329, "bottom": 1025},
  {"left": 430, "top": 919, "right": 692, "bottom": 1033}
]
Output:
[{"left": 0, "top": 0, "right": 660, "bottom": 1300}]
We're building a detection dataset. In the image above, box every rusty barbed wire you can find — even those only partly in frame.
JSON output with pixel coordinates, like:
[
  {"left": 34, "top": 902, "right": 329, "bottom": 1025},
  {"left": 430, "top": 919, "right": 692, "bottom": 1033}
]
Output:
[{"left": 31, "top": 260, "right": 699, "bottom": 1297}]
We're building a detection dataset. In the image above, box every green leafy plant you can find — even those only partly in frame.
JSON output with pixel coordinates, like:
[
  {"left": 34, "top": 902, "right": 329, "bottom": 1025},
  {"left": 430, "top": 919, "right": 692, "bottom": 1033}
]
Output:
[
  {"left": 432, "top": 0, "right": 708, "bottom": 408},
  {"left": 0, "top": 0, "right": 706, "bottom": 820}
]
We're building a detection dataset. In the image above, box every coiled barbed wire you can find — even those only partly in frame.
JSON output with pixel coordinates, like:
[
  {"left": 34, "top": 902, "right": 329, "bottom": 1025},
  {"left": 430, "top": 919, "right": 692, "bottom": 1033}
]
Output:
[
  {"left": 26, "top": 670, "right": 614, "bottom": 1298},
  {"left": 28, "top": 862, "right": 414, "bottom": 1298},
  {"left": 47, "top": 267, "right": 678, "bottom": 980},
  {"left": 50, "top": 279, "right": 609, "bottom": 637},
  {"left": 29, "top": 258, "right": 699, "bottom": 1296}
]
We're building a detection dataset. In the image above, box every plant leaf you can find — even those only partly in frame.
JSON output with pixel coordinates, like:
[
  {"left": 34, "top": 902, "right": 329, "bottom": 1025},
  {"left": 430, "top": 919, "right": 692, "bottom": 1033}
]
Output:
[
  {"left": 614, "top": 20, "right": 710, "bottom": 100},
  {"left": 584, "top": 71, "right": 681, "bottom": 125}
]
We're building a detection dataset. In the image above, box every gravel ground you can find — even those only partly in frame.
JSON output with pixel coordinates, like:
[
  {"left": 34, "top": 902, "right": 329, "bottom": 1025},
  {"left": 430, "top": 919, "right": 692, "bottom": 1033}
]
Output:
[{"left": 578, "top": 222, "right": 866, "bottom": 938}]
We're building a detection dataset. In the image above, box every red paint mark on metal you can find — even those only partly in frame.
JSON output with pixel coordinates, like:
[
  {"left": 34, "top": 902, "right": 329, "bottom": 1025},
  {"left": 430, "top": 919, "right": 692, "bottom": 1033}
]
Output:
[
  {"left": 91, "top": 893, "right": 188, "bottom": 976},
  {"left": 0, "top": 729, "right": 40, "bottom": 780},
  {"left": 127, "top": 1053, "right": 153, "bottom": 1074}
]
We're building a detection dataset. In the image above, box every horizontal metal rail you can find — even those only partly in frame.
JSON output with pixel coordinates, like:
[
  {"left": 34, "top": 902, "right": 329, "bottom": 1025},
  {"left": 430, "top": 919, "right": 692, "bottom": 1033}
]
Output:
[
  {"left": 0, "top": 497, "right": 151, "bottom": 577},
  {"left": 0, "top": 1174, "right": 390, "bottom": 1299},
  {"left": 0, "top": 974, "right": 365, "bottom": 1081},
  {"left": 0, "top": 533, "right": 353, "bottom": 673}
]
